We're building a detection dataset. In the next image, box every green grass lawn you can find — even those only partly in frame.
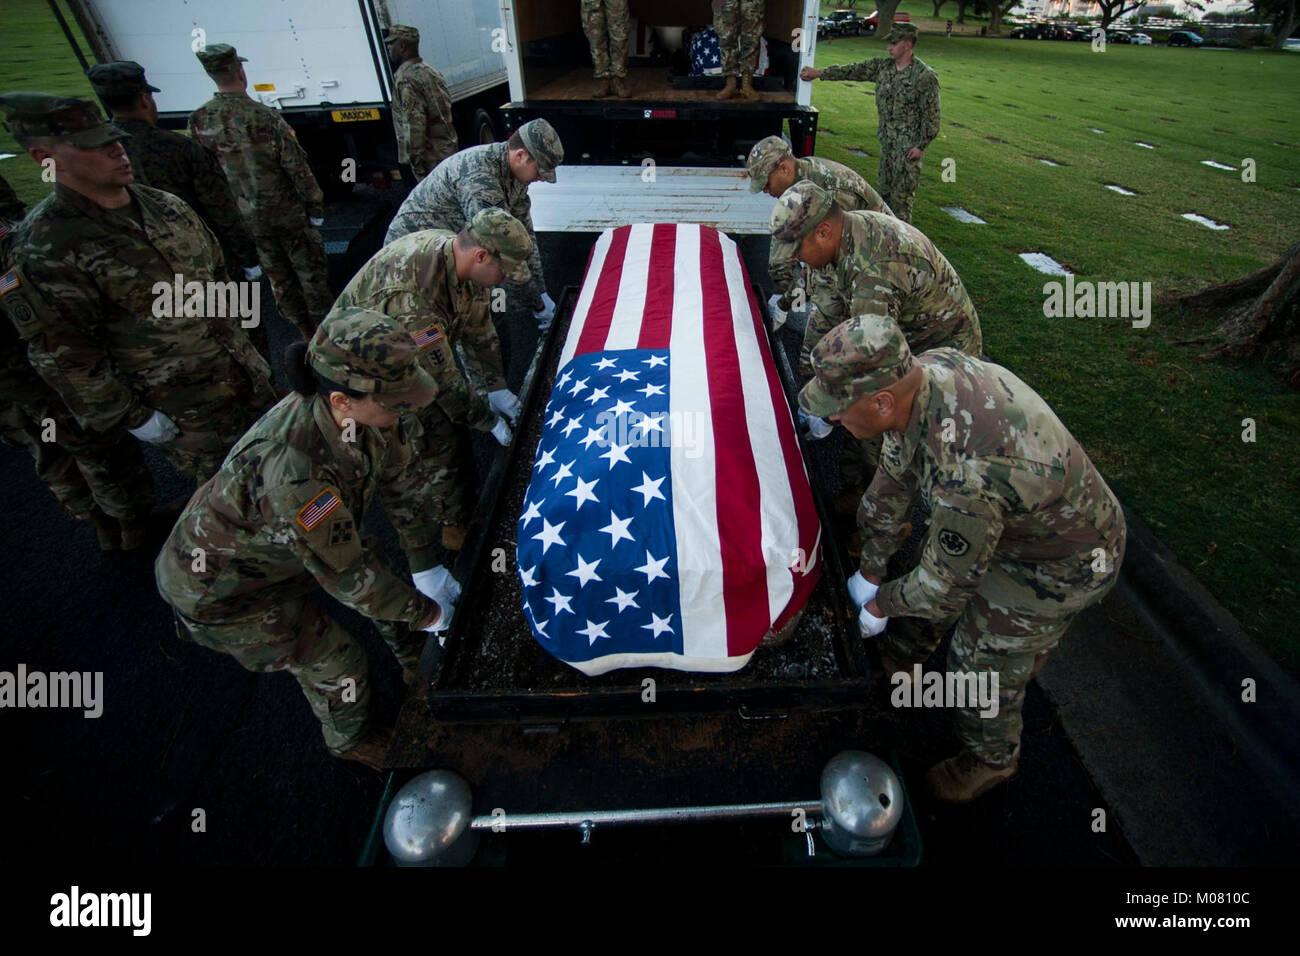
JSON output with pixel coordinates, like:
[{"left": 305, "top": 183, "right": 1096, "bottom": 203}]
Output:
[{"left": 808, "top": 33, "right": 1300, "bottom": 670}]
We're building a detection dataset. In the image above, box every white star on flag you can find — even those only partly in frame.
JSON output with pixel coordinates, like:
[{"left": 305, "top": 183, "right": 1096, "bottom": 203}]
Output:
[
  {"left": 635, "top": 413, "right": 663, "bottom": 435},
  {"left": 520, "top": 565, "right": 538, "bottom": 588},
  {"left": 535, "top": 448, "right": 555, "bottom": 472},
  {"left": 565, "top": 476, "right": 600, "bottom": 510},
  {"left": 566, "top": 554, "right": 603, "bottom": 587},
  {"left": 585, "top": 386, "right": 610, "bottom": 405},
  {"left": 643, "top": 355, "right": 667, "bottom": 367},
  {"left": 569, "top": 377, "right": 589, "bottom": 396},
  {"left": 577, "top": 619, "right": 611, "bottom": 646},
  {"left": 600, "top": 440, "right": 632, "bottom": 469},
  {"left": 638, "top": 382, "right": 665, "bottom": 398},
  {"left": 520, "top": 499, "right": 542, "bottom": 528},
  {"left": 579, "top": 427, "right": 607, "bottom": 450},
  {"left": 606, "top": 587, "right": 640, "bottom": 613},
  {"left": 545, "top": 587, "right": 573, "bottom": 615},
  {"left": 615, "top": 369, "right": 640, "bottom": 382},
  {"left": 642, "top": 612, "right": 674, "bottom": 638},
  {"left": 634, "top": 549, "right": 670, "bottom": 583},
  {"left": 562, "top": 416, "right": 583, "bottom": 437},
  {"left": 632, "top": 471, "right": 665, "bottom": 505},
  {"left": 549, "top": 460, "right": 575, "bottom": 485},
  {"left": 547, "top": 409, "right": 564, "bottom": 427},
  {"left": 532, "top": 518, "right": 566, "bottom": 554},
  {"left": 594, "top": 357, "right": 617, "bottom": 370},
  {"left": 599, "top": 510, "right": 634, "bottom": 547},
  {"left": 608, "top": 398, "right": 636, "bottom": 417}
]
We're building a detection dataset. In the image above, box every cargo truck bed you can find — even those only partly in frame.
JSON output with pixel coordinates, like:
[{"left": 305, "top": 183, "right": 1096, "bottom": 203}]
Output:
[{"left": 528, "top": 67, "right": 797, "bottom": 104}]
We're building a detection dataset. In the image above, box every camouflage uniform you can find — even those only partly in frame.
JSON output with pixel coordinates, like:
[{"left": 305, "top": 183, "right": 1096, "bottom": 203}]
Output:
[
  {"left": 800, "top": 319, "right": 1126, "bottom": 768},
  {"left": 0, "top": 93, "right": 275, "bottom": 481},
  {"left": 390, "top": 53, "right": 458, "bottom": 181},
  {"left": 0, "top": 217, "right": 154, "bottom": 527},
  {"left": 188, "top": 45, "right": 333, "bottom": 340},
  {"left": 384, "top": 120, "right": 562, "bottom": 306},
  {"left": 746, "top": 136, "right": 893, "bottom": 317},
  {"left": 715, "top": 0, "right": 766, "bottom": 77},
  {"left": 87, "top": 62, "right": 260, "bottom": 279},
  {"left": 581, "top": 0, "right": 631, "bottom": 79},
  {"left": 155, "top": 307, "right": 443, "bottom": 754},
  {"left": 817, "top": 25, "right": 940, "bottom": 223},
  {"left": 334, "top": 211, "right": 531, "bottom": 527}
]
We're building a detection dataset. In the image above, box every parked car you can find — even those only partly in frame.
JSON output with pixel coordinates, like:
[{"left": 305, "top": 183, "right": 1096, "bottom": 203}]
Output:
[
  {"left": 1131, "top": 32, "right": 1152, "bottom": 45},
  {"left": 825, "top": 10, "right": 866, "bottom": 36},
  {"left": 1168, "top": 30, "right": 1204, "bottom": 46},
  {"left": 1010, "top": 23, "right": 1052, "bottom": 39},
  {"left": 1054, "top": 26, "right": 1079, "bottom": 40},
  {"left": 865, "top": 10, "right": 911, "bottom": 29},
  {"left": 1107, "top": 29, "right": 1132, "bottom": 43}
]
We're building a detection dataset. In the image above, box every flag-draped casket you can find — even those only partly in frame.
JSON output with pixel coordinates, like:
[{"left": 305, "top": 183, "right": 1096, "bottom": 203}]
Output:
[{"left": 515, "top": 224, "right": 821, "bottom": 676}]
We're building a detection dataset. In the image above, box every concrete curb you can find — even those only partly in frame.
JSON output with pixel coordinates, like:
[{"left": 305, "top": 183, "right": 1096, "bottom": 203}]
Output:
[{"left": 1117, "top": 503, "right": 1300, "bottom": 803}]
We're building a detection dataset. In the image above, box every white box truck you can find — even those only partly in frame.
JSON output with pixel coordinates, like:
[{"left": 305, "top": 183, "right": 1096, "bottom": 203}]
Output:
[{"left": 57, "top": 0, "right": 511, "bottom": 197}]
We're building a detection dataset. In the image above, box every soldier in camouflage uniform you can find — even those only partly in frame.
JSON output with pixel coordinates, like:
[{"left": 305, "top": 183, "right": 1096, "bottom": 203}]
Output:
[
  {"left": 580, "top": 0, "right": 631, "bottom": 98},
  {"left": 0, "top": 93, "right": 276, "bottom": 482},
  {"left": 189, "top": 44, "right": 333, "bottom": 341},
  {"left": 156, "top": 307, "right": 460, "bottom": 771},
  {"left": 0, "top": 187, "right": 155, "bottom": 549},
  {"left": 385, "top": 119, "right": 563, "bottom": 329},
  {"left": 802, "top": 23, "right": 941, "bottom": 223},
  {"left": 716, "top": 0, "right": 766, "bottom": 101},
  {"left": 746, "top": 134, "right": 893, "bottom": 331},
  {"left": 800, "top": 315, "right": 1126, "bottom": 802},
  {"left": 772, "top": 179, "right": 979, "bottom": 498},
  {"left": 86, "top": 62, "right": 262, "bottom": 284},
  {"left": 383, "top": 25, "right": 459, "bottom": 181},
  {"left": 334, "top": 209, "right": 531, "bottom": 550}
]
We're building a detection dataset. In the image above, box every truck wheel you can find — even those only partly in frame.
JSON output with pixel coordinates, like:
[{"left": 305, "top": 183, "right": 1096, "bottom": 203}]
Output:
[{"left": 472, "top": 108, "right": 497, "bottom": 145}]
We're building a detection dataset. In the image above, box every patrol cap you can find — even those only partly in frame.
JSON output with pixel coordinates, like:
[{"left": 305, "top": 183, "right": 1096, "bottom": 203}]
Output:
[
  {"left": 466, "top": 207, "right": 533, "bottom": 282},
  {"left": 746, "top": 135, "right": 793, "bottom": 193},
  {"left": 308, "top": 306, "right": 438, "bottom": 411},
  {"left": 770, "top": 180, "right": 834, "bottom": 242},
  {"left": 798, "top": 314, "right": 915, "bottom": 418},
  {"left": 884, "top": 22, "right": 919, "bottom": 43},
  {"left": 86, "top": 61, "right": 160, "bottom": 99},
  {"left": 384, "top": 24, "right": 420, "bottom": 44},
  {"left": 196, "top": 43, "right": 248, "bottom": 76},
  {"left": 516, "top": 118, "right": 563, "bottom": 183},
  {"left": 0, "top": 92, "right": 129, "bottom": 147}
]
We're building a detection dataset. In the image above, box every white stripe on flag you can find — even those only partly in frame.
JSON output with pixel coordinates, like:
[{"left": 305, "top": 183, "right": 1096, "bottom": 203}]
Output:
[
  {"left": 603, "top": 223, "right": 653, "bottom": 351},
  {"left": 559, "top": 228, "right": 615, "bottom": 370},
  {"left": 718, "top": 234, "right": 799, "bottom": 624},
  {"left": 667, "top": 225, "right": 726, "bottom": 660}
]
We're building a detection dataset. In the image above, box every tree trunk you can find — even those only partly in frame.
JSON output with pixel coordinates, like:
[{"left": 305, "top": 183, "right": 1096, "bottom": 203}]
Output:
[
  {"left": 1172, "top": 242, "right": 1300, "bottom": 388},
  {"left": 989, "top": 3, "right": 1007, "bottom": 34},
  {"left": 933, "top": 0, "right": 949, "bottom": 18},
  {"left": 1272, "top": 0, "right": 1298, "bottom": 50},
  {"left": 957, "top": 0, "right": 970, "bottom": 23},
  {"left": 874, "top": 0, "right": 901, "bottom": 38}
]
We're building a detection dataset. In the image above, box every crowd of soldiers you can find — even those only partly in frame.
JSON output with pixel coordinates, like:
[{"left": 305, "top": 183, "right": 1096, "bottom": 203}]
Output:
[{"left": 1, "top": 21, "right": 1125, "bottom": 802}]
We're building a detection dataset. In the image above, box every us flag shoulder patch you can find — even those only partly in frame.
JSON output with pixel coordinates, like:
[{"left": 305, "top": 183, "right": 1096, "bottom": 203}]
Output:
[
  {"left": 0, "top": 269, "right": 19, "bottom": 296},
  {"left": 297, "top": 488, "right": 342, "bottom": 531},
  {"left": 411, "top": 324, "right": 443, "bottom": 349}
]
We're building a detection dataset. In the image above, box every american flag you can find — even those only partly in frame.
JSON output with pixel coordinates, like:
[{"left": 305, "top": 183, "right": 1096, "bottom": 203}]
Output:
[{"left": 516, "top": 224, "right": 821, "bottom": 676}]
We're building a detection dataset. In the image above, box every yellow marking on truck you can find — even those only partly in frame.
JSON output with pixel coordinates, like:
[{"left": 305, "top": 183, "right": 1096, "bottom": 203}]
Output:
[
  {"left": 331, "top": 108, "right": 381, "bottom": 123},
  {"left": 253, "top": 83, "right": 276, "bottom": 91}
]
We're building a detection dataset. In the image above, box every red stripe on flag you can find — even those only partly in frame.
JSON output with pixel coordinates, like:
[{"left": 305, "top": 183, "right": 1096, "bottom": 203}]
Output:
[
  {"left": 637, "top": 223, "right": 676, "bottom": 349},
  {"left": 737, "top": 274, "right": 823, "bottom": 629},
  {"left": 698, "top": 227, "right": 769, "bottom": 655},
  {"left": 573, "top": 226, "right": 631, "bottom": 358}
]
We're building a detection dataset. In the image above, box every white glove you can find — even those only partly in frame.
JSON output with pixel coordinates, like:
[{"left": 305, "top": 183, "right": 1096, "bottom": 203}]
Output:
[
  {"left": 847, "top": 571, "right": 878, "bottom": 609},
  {"left": 490, "top": 416, "right": 513, "bottom": 447},
  {"left": 488, "top": 388, "right": 522, "bottom": 426},
  {"left": 242, "top": 265, "right": 263, "bottom": 280},
  {"left": 413, "top": 565, "right": 462, "bottom": 633},
  {"left": 128, "top": 409, "right": 179, "bottom": 444},
  {"left": 309, "top": 217, "right": 324, "bottom": 227},
  {"left": 534, "top": 291, "right": 556, "bottom": 328},
  {"left": 767, "top": 293, "right": 788, "bottom": 331},
  {"left": 858, "top": 604, "right": 889, "bottom": 638},
  {"left": 798, "top": 408, "right": 833, "bottom": 441}
]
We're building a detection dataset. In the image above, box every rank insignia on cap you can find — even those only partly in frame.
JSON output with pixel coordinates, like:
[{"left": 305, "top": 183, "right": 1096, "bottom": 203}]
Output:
[
  {"left": 411, "top": 324, "right": 443, "bottom": 349},
  {"left": 0, "top": 269, "right": 19, "bottom": 296},
  {"left": 297, "top": 488, "right": 342, "bottom": 531}
]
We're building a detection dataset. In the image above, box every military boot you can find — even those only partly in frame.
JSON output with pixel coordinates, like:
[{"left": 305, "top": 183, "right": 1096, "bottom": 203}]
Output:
[
  {"left": 330, "top": 726, "right": 394, "bottom": 772},
  {"left": 740, "top": 74, "right": 760, "bottom": 101},
  {"left": 719, "top": 75, "right": 740, "bottom": 100},
  {"left": 85, "top": 506, "right": 120, "bottom": 551},
  {"left": 925, "top": 750, "right": 1019, "bottom": 803},
  {"left": 612, "top": 75, "right": 630, "bottom": 98},
  {"left": 441, "top": 524, "right": 467, "bottom": 551},
  {"left": 592, "top": 77, "right": 613, "bottom": 98}
]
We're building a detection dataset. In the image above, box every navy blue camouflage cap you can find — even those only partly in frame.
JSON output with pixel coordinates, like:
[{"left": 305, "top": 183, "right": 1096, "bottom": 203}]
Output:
[
  {"left": 86, "top": 61, "right": 161, "bottom": 99},
  {"left": 0, "top": 92, "right": 129, "bottom": 147}
]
